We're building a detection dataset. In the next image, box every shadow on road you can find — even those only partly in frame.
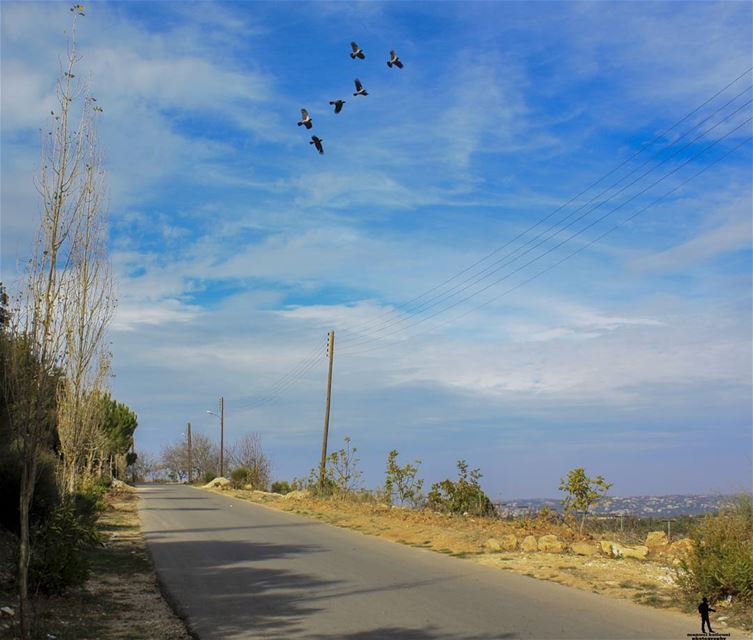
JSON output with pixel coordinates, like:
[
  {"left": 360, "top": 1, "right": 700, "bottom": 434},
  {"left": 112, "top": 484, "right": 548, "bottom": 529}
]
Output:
[
  {"left": 307, "top": 627, "right": 518, "bottom": 639},
  {"left": 147, "top": 537, "right": 339, "bottom": 638}
]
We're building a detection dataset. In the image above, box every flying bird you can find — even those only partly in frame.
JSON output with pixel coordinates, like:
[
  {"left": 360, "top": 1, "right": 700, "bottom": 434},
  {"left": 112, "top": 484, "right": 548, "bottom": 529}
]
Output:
[
  {"left": 310, "top": 135, "right": 324, "bottom": 154},
  {"left": 350, "top": 41, "right": 365, "bottom": 60},
  {"left": 353, "top": 79, "right": 368, "bottom": 97},
  {"left": 297, "top": 108, "right": 313, "bottom": 129},
  {"left": 329, "top": 99, "right": 346, "bottom": 114},
  {"left": 387, "top": 50, "right": 404, "bottom": 69}
]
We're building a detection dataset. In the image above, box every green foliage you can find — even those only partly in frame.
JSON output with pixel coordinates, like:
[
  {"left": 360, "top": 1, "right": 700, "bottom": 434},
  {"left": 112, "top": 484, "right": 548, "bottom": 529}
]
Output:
[
  {"left": 99, "top": 392, "right": 138, "bottom": 456},
  {"left": 201, "top": 471, "right": 216, "bottom": 485},
  {"left": 0, "top": 450, "right": 60, "bottom": 534},
  {"left": 295, "top": 438, "right": 362, "bottom": 498},
  {"left": 559, "top": 467, "right": 612, "bottom": 533},
  {"left": 125, "top": 451, "right": 138, "bottom": 467},
  {"left": 28, "top": 491, "right": 102, "bottom": 595},
  {"left": 230, "top": 466, "right": 253, "bottom": 489},
  {"left": 678, "top": 494, "right": 753, "bottom": 604},
  {"left": 384, "top": 449, "right": 424, "bottom": 507},
  {"left": 326, "top": 436, "right": 362, "bottom": 497},
  {"left": 271, "top": 480, "right": 291, "bottom": 494},
  {"left": 426, "top": 460, "right": 494, "bottom": 516}
]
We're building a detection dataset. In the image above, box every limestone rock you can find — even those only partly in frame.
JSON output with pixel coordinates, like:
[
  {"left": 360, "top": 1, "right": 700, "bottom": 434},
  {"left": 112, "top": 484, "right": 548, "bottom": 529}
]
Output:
[
  {"left": 669, "top": 538, "right": 694, "bottom": 557},
  {"left": 621, "top": 545, "right": 649, "bottom": 560},
  {"left": 111, "top": 479, "right": 133, "bottom": 492},
  {"left": 484, "top": 538, "right": 502, "bottom": 552},
  {"left": 599, "top": 540, "right": 648, "bottom": 560},
  {"left": 203, "top": 477, "right": 229, "bottom": 488},
  {"left": 570, "top": 541, "right": 599, "bottom": 556},
  {"left": 283, "top": 489, "right": 308, "bottom": 500},
  {"left": 645, "top": 531, "right": 668, "bottom": 547},
  {"left": 521, "top": 535, "right": 538, "bottom": 552},
  {"left": 499, "top": 534, "right": 518, "bottom": 551},
  {"left": 537, "top": 534, "right": 565, "bottom": 553}
]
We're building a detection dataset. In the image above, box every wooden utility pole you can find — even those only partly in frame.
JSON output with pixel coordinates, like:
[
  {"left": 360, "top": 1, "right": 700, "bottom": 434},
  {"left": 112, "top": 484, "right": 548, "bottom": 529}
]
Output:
[
  {"left": 187, "top": 422, "right": 193, "bottom": 484},
  {"left": 319, "top": 330, "right": 335, "bottom": 489},
  {"left": 220, "top": 397, "right": 225, "bottom": 478}
]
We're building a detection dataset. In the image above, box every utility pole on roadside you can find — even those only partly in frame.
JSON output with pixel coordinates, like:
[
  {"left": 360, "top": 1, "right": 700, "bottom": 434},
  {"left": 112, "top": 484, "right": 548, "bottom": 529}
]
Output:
[
  {"left": 319, "top": 330, "right": 335, "bottom": 490},
  {"left": 220, "top": 396, "right": 225, "bottom": 478},
  {"left": 206, "top": 397, "right": 225, "bottom": 478},
  {"left": 187, "top": 422, "right": 192, "bottom": 484}
]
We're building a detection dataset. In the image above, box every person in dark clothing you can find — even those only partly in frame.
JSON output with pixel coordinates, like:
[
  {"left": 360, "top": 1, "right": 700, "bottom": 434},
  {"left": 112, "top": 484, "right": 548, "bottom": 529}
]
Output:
[{"left": 698, "top": 597, "right": 716, "bottom": 634}]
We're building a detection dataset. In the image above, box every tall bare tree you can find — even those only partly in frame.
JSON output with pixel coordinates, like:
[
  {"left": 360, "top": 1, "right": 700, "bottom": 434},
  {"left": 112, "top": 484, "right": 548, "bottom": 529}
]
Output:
[
  {"left": 56, "top": 104, "right": 114, "bottom": 491},
  {"left": 0, "top": 12, "right": 111, "bottom": 636}
]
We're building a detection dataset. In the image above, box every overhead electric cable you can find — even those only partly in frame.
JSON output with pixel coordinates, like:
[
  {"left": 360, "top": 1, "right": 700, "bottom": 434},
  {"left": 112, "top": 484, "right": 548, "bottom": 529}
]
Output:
[
  {"left": 337, "top": 88, "right": 753, "bottom": 347},
  {"left": 330, "top": 68, "right": 753, "bottom": 341},
  {"left": 336, "top": 103, "right": 752, "bottom": 351},
  {"left": 338, "top": 115, "right": 752, "bottom": 355}
]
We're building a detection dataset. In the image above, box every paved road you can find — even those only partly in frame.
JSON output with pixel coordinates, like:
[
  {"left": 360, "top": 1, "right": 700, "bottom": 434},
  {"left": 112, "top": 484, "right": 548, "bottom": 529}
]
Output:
[{"left": 138, "top": 484, "right": 698, "bottom": 640}]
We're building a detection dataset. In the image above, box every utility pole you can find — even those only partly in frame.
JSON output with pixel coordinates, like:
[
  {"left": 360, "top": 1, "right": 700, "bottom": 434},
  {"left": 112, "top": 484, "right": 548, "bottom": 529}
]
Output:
[
  {"left": 319, "top": 330, "right": 335, "bottom": 490},
  {"left": 220, "top": 396, "right": 225, "bottom": 478},
  {"left": 187, "top": 422, "right": 192, "bottom": 484}
]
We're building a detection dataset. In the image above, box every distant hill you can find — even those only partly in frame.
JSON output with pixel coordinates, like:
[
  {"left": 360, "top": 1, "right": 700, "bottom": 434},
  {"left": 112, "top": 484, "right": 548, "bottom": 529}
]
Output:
[{"left": 500, "top": 494, "right": 737, "bottom": 517}]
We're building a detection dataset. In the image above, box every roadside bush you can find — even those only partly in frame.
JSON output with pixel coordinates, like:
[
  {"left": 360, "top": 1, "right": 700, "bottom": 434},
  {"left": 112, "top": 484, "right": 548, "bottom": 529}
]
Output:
[
  {"left": 271, "top": 480, "right": 291, "bottom": 494},
  {"left": 678, "top": 494, "right": 753, "bottom": 604},
  {"left": 0, "top": 450, "right": 60, "bottom": 534},
  {"left": 384, "top": 449, "right": 424, "bottom": 507},
  {"left": 28, "top": 497, "right": 101, "bottom": 595},
  {"left": 426, "top": 460, "right": 494, "bottom": 517},
  {"left": 327, "top": 436, "right": 362, "bottom": 497},
  {"left": 230, "top": 467, "right": 252, "bottom": 489},
  {"left": 202, "top": 471, "right": 216, "bottom": 485}
]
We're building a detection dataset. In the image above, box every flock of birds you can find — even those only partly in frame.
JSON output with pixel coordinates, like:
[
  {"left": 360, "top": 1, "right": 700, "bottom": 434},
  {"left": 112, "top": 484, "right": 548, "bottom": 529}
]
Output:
[{"left": 298, "top": 41, "right": 404, "bottom": 154}]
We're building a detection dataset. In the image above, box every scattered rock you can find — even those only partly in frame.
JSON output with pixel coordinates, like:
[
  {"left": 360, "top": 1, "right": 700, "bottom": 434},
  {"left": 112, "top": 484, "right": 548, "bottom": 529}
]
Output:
[
  {"left": 521, "top": 535, "right": 538, "bottom": 553},
  {"left": 537, "top": 534, "right": 565, "bottom": 553},
  {"left": 283, "top": 490, "right": 308, "bottom": 500},
  {"left": 645, "top": 531, "right": 668, "bottom": 547},
  {"left": 621, "top": 545, "right": 649, "bottom": 560},
  {"left": 111, "top": 479, "right": 134, "bottom": 492},
  {"left": 599, "top": 540, "right": 648, "bottom": 560},
  {"left": 499, "top": 534, "right": 518, "bottom": 551},
  {"left": 0, "top": 606, "right": 14, "bottom": 617},
  {"left": 668, "top": 538, "right": 693, "bottom": 558},
  {"left": 484, "top": 538, "right": 502, "bottom": 552},
  {"left": 570, "top": 541, "right": 599, "bottom": 556},
  {"left": 203, "top": 477, "right": 229, "bottom": 488}
]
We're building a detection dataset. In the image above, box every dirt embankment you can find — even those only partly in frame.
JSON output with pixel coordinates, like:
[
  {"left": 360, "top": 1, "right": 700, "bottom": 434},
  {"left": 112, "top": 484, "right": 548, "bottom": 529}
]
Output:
[{"left": 203, "top": 486, "right": 753, "bottom": 637}]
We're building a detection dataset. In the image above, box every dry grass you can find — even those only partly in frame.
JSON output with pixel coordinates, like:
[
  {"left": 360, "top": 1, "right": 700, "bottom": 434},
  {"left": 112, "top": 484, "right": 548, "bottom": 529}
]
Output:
[{"left": 0, "top": 489, "right": 191, "bottom": 640}]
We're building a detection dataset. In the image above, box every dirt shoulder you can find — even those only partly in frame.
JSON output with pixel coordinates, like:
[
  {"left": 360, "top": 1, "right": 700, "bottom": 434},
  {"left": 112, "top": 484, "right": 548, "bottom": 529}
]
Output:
[
  {"left": 0, "top": 487, "right": 191, "bottom": 640},
  {"left": 202, "top": 485, "right": 753, "bottom": 638}
]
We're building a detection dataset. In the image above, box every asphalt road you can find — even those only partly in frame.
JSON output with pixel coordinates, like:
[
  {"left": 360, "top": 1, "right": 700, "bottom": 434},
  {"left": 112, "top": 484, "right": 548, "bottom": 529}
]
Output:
[{"left": 138, "top": 484, "right": 698, "bottom": 640}]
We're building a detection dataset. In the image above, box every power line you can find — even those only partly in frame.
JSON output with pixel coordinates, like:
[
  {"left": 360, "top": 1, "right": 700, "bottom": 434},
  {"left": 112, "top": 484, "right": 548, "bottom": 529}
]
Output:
[
  {"left": 336, "top": 89, "right": 752, "bottom": 348},
  {"left": 338, "top": 115, "right": 752, "bottom": 355},
  {"left": 329, "top": 68, "right": 753, "bottom": 342},
  {"left": 336, "top": 104, "right": 752, "bottom": 352}
]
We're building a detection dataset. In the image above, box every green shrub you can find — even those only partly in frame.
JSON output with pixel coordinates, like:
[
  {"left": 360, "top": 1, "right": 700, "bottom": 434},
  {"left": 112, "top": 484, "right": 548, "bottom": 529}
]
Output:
[
  {"left": 29, "top": 497, "right": 101, "bottom": 595},
  {"left": 426, "top": 460, "right": 494, "bottom": 517},
  {"left": 230, "top": 467, "right": 252, "bottom": 489},
  {"left": 0, "top": 450, "right": 60, "bottom": 534},
  {"left": 678, "top": 494, "right": 753, "bottom": 604},
  {"left": 201, "top": 471, "right": 216, "bottom": 485},
  {"left": 271, "top": 480, "right": 291, "bottom": 494},
  {"left": 384, "top": 449, "right": 424, "bottom": 507}
]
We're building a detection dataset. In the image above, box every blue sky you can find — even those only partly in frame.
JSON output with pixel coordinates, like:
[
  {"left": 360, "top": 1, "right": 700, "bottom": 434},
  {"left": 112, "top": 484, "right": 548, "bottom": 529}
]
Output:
[{"left": 2, "top": 1, "right": 751, "bottom": 498}]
